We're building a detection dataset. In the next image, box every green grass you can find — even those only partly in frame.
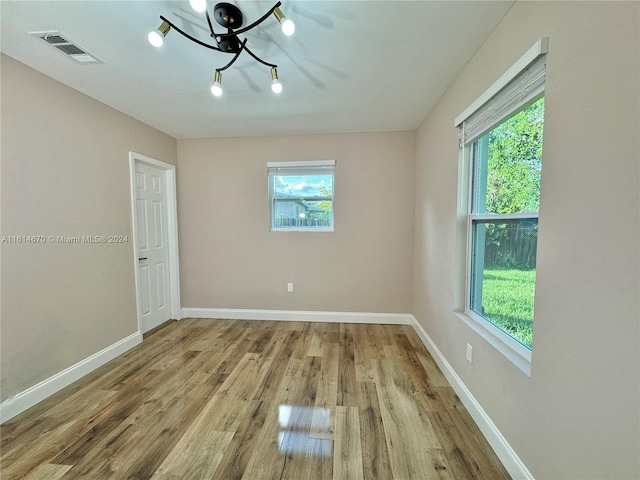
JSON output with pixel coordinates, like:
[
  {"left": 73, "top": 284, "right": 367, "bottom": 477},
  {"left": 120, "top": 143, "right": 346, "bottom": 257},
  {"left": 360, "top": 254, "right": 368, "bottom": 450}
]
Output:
[{"left": 481, "top": 268, "right": 535, "bottom": 348}]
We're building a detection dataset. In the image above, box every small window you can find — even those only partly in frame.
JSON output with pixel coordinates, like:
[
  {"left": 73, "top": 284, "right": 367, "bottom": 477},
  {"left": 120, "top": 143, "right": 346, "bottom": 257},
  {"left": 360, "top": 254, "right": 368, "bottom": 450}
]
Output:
[{"left": 267, "top": 160, "right": 335, "bottom": 231}]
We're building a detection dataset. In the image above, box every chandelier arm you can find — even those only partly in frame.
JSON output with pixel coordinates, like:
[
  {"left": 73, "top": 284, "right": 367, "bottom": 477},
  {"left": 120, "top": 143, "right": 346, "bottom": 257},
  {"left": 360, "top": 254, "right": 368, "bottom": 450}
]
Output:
[
  {"left": 243, "top": 45, "right": 278, "bottom": 69},
  {"left": 216, "top": 1, "right": 282, "bottom": 38},
  {"left": 216, "top": 39, "right": 248, "bottom": 72},
  {"left": 159, "top": 15, "right": 223, "bottom": 52},
  {"left": 205, "top": 9, "right": 217, "bottom": 38}
]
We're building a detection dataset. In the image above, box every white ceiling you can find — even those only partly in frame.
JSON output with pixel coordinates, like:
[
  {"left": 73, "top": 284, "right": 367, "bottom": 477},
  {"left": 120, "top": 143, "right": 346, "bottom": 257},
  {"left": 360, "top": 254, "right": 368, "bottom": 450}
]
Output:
[{"left": 0, "top": 1, "right": 513, "bottom": 139}]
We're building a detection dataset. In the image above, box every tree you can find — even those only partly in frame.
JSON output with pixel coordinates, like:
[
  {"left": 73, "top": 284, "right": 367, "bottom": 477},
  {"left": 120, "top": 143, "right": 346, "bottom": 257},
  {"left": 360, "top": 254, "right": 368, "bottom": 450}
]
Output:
[
  {"left": 317, "top": 186, "right": 333, "bottom": 211},
  {"left": 487, "top": 97, "right": 544, "bottom": 214},
  {"left": 484, "top": 97, "right": 544, "bottom": 269}
]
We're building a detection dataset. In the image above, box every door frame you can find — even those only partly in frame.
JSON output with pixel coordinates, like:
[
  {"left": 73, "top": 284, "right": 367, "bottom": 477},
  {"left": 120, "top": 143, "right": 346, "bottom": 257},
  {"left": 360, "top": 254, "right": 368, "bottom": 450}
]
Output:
[{"left": 129, "top": 152, "right": 181, "bottom": 333}]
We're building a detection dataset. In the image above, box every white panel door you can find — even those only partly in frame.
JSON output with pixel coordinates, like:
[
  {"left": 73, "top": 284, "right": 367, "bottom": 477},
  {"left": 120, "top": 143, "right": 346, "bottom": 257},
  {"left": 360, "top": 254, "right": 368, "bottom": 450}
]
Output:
[{"left": 135, "top": 162, "right": 171, "bottom": 332}]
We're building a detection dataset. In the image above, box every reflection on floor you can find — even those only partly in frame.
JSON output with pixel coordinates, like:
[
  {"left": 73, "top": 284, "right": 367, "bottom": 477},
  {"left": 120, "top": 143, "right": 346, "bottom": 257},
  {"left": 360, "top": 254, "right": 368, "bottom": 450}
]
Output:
[{"left": 278, "top": 405, "right": 333, "bottom": 456}]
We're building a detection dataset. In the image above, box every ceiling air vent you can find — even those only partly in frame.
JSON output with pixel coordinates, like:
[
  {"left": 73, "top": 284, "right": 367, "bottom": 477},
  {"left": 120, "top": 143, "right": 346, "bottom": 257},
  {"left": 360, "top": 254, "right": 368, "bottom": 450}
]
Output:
[{"left": 29, "top": 31, "right": 102, "bottom": 64}]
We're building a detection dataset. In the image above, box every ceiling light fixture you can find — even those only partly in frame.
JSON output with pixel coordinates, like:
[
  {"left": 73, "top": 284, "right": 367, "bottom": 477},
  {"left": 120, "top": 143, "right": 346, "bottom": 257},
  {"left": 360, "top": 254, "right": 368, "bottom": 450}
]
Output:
[
  {"left": 271, "top": 67, "right": 282, "bottom": 94},
  {"left": 149, "top": 1, "right": 295, "bottom": 96},
  {"left": 148, "top": 20, "right": 170, "bottom": 48},
  {"left": 189, "top": 0, "right": 207, "bottom": 13},
  {"left": 211, "top": 70, "right": 223, "bottom": 96},
  {"left": 272, "top": 7, "right": 295, "bottom": 36}
]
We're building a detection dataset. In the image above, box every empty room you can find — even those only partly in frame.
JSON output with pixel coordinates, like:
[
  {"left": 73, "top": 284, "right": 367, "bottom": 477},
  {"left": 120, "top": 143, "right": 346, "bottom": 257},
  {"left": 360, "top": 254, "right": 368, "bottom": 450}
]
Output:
[{"left": 1, "top": 1, "right": 638, "bottom": 479}]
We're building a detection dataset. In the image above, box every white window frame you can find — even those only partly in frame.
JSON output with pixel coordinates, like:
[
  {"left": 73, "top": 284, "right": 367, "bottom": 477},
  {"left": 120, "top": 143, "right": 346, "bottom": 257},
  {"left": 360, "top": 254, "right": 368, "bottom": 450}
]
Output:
[
  {"left": 267, "top": 160, "right": 335, "bottom": 232},
  {"left": 454, "top": 38, "right": 548, "bottom": 376}
]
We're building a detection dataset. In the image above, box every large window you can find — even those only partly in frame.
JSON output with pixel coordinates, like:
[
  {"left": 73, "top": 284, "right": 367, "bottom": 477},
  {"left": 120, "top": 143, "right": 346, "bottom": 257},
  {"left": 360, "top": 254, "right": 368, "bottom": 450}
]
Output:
[
  {"left": 455, "top": 38, "right": 547, "bottom": 372},
  {"left": 268, "top": 160, "right": 335, "bottom": 231},
  {"left": 469, "top": 97, "right": 543, "bottom": 349}
]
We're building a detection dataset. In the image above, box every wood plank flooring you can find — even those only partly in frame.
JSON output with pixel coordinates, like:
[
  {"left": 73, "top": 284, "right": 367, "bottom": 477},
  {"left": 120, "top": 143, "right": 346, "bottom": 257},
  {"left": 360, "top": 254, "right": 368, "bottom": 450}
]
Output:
[{"left": 1, "top": 319, "right": 511, "bottom": 479}]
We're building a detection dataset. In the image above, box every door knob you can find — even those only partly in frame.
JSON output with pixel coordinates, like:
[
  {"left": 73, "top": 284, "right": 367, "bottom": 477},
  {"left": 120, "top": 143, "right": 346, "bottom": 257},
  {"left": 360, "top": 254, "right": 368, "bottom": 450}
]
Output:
[{"left": 138, "top": 257, "right": 148, "bottom": 261}]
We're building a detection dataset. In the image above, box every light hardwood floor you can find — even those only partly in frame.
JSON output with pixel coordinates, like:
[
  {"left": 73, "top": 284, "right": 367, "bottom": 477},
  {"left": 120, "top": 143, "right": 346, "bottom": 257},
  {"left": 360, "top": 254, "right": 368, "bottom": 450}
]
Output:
[{"left": 1, "top": 319, "right": 511, "bottom": 479}]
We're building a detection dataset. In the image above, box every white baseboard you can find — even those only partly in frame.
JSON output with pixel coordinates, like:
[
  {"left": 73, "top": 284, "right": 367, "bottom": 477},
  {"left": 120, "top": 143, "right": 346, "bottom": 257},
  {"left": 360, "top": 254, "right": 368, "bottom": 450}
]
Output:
[
  {"left": 410, "top": 316, "right": 534, "bottom": 480},
  {"left": 181, "top": 307, "right": 412, "bottom": 325},
  {"left": 0, "top": 331, "right": 142, "bottom": 424}
]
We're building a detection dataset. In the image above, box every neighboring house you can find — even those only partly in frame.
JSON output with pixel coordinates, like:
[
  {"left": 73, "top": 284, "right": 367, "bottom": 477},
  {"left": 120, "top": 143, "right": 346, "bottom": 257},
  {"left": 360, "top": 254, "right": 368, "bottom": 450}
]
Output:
[{"left": 273, "top": 194, "right": 331, "bottom": 228}]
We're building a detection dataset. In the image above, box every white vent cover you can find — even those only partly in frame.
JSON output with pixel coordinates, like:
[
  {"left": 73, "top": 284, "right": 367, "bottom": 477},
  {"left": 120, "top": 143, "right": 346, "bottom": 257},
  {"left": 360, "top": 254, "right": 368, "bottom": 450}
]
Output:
[{"left": 29, "top": 31, "right": 102, "bottom": 64}]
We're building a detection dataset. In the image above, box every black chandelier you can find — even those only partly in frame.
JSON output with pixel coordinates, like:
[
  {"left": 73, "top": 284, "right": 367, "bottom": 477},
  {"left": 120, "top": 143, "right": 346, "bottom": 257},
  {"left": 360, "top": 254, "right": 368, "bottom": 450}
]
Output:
[{"left": 148, "top": 1, "right": 295, "bottom": 96}]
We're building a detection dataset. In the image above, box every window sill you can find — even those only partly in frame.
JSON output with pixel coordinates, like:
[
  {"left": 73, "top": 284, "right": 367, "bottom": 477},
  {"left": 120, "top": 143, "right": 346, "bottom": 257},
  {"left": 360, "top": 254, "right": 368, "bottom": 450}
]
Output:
[
  {"left": 455, "top": 310, "right": 532, "bottom": 376},
  {"left": 271, "top": 228, "right": 334, "bottom": 233}
]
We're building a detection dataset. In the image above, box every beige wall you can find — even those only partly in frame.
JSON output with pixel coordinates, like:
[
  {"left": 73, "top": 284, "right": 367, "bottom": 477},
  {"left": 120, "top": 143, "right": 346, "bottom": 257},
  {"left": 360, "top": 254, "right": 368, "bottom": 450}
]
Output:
[
  {"left": 0, "top": 55, "right": 177, "bottom": 400},
  {"left": 178, "top": 132, "right": 415, "bottom": 313},
  {"left": 413, "top": 2, "right": 639, "bottom": 479}
]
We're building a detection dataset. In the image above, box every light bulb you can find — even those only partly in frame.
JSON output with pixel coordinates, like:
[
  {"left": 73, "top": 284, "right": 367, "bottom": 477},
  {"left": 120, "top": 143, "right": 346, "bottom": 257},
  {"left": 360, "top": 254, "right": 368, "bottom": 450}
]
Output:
[
  {"left": 211, "top": 83, "right": 223, "bottom": 96},
  {"left": 148, "top": 21, "right": 170, "bottom": 47},
  {"left": 148, "top": 30, "right": 164, "bottom": 47},
  {"left": 270, "top": 67, "right": 282, "bottom": 94},
  {"left": 281, "top": 18, "right": 295, "bottom": 36},
  {"left": 273, "top": 7, "right": 295, "bottom": 36},
  {"left": 271, "top": 79, "right": 283, "bottom": 94},
  {"left": 211, "top": 71, "right": 223, "bottom": 96},
  {"left": 189, "top": 0, "right": 207, "bottom": 13}
]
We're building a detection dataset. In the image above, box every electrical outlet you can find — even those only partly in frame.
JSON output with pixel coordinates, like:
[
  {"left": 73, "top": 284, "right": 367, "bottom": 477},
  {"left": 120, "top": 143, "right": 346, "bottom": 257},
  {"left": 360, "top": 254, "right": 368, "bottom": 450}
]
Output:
[
  {"left": 466, "top": 343, "right": 473, "bottom": 363},
  {"left": 287, "top": 283, "right": 294, "bottom": 293}
]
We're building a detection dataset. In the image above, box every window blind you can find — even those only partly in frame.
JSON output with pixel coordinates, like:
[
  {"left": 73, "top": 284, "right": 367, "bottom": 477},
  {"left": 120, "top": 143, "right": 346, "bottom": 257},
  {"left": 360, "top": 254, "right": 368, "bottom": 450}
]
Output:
[
  {"left": 456, "top": 39, "right": 548, "bottom": 147},
  {"left": 267, "top": 160, "right": 335, "bottom": 177}
]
